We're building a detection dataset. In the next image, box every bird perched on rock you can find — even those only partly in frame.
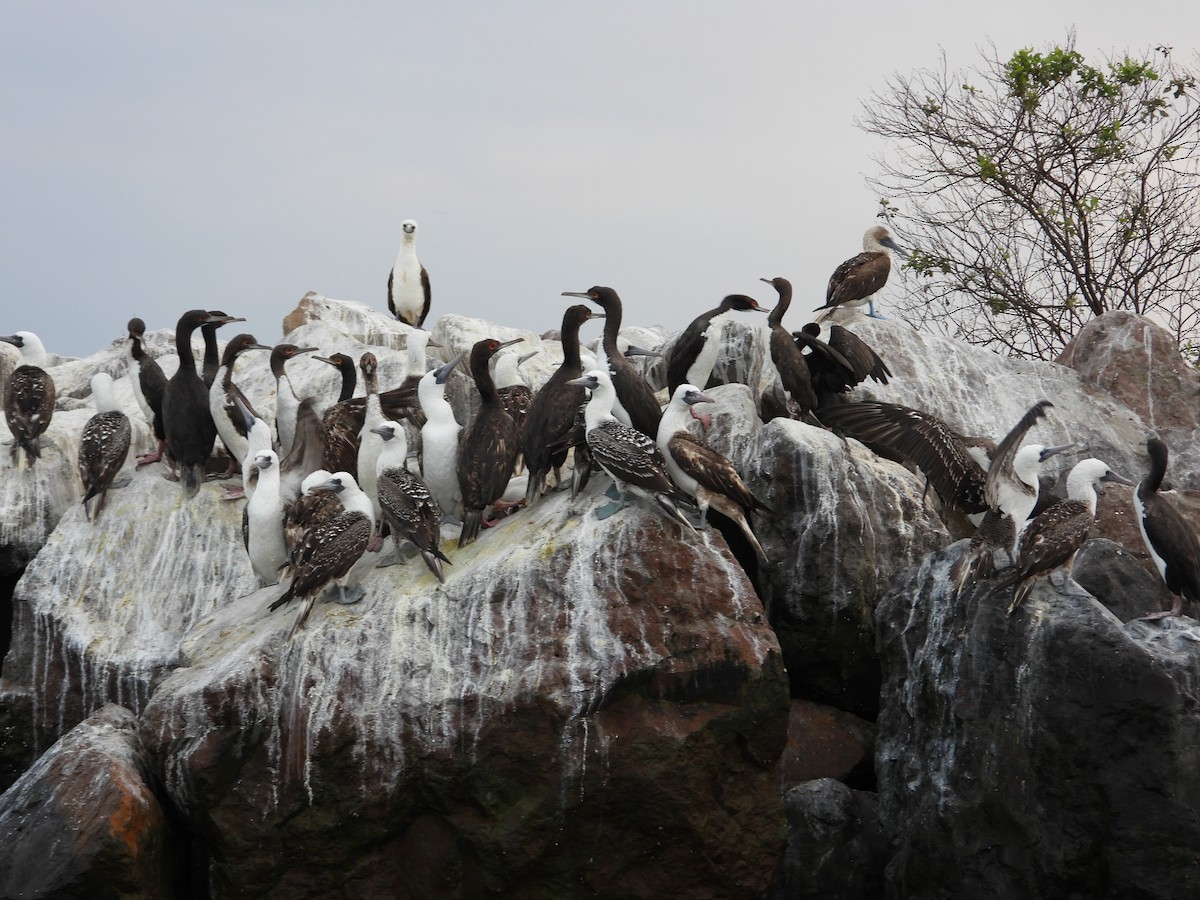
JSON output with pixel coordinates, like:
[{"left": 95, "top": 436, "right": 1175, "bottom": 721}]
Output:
[
  {"left": 760, "top": 277, "right": 818, "bottom": 424},
  {"left": 666, "top": 293, "right": 768, "bottom": 394},
  {"left": 209, "top": 333, "right": 271, "bottom": 477},
  {"left": 270, "top": 471, "right": 374, "bottom": 639},
  {"left": 388, "top": 219, "right": 431, "bottom": 327},
  {"left": 1000, "top": 458, "right": 1131, "bottom": 615},
  {"left": 2, "top": 330, "right": 55, "bottom": 466},
  {"left": 78, "top": 372, "right": 131, "bottom": 522},
  {"left": 125, "top": 317, "right": 168, "bottom": 467},
  {"left": 243, "top": 450, "right": 288, "bottom": 588},
  {"left": 419, "top": 355, "right": 463, "bottom": 520},
  {"left": 792, "top": 322, "right": 891, "bottom": 407},
  {"left": 567, "top": 369, "right": 694, "bottom": 531},
  {"left": 815, "top": 225, "right": 904, "bottom": 321},
  {"left": 658, "top": 384, "right": 770, "bottom": 559},
  {"left": 1134, "top": 438, "right": 1200, "bottom": 620},
  {"left": 373, "top": 420, "right": 450, "bottom": 583},
  {"left": 457, "top": 338, "right": 524, "bottom": 546}
]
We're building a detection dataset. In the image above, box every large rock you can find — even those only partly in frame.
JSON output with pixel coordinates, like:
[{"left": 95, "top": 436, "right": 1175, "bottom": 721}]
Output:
[
  {"left": 876, "top": 547, "right": 1200, "bottom": 898},
  {"left": 0, "top": 704, "right": 177, "bottom": 899}
]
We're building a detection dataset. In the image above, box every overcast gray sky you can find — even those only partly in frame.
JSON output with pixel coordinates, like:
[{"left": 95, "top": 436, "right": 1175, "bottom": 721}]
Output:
[{"left": 5, "top": 2, "right": 1197, "bottom": 358}]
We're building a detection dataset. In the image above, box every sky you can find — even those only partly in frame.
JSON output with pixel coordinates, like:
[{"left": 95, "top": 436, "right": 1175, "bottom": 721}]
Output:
[{"left": 5, "top": 2, "right": 1200, "bottom": 358}]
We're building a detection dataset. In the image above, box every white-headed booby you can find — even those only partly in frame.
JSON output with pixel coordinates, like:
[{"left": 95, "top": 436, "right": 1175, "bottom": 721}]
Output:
[
  {"left": 2, "top": 331, "right": 55, "bottom": 467},
  {"left": 388, "top": 219, "right": 431, "bottom": 327},
  {"left": 78, "top": 372, "right": 131, "bottom": 522},
  {"left": 567, "top": 369, "right": 693, "bottom": 531},
  {"left": 1135, "top": 438, "right": 1200, "bottom": 620},
  {"left": 658, "top": 384, "right": 770, "bottom": 557},
  {"left": 666, "top": 294, "right": 768, "bottom": 394},
  {"left": 1002, "top": 458, "right": 1132, "bottom": 614},
  {"left": 419, "top": 355, "right": 463, "bottom": 520},
  {"left": 457, "top": 338, "right": 524, "bottom": 546},
  {"left": 815, "top": 225, "right": 903, "bottom": 321},
  {"left": 373, "top": 421, "right": 450, "bottom": 583},
  {"left": 243, "top": 450, "right": 288, "bottom": 588}
]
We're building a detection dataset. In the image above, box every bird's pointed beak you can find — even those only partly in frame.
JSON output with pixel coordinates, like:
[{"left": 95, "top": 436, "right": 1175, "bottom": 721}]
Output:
[
  {"left": 1040, "top": 444, "right": 1075, "bottom": 462},
  {"left": 624, "top": 345, "right": 664, "bottom": 359},
  {"left": 1102, "top": 471, "right": 1135, "bottom": 488},
  {"left": 517, "top": 350, "right": 539, "bottom": 366},
  {"left": 562, "top": 291, "right": 592, "bottom": 299},
  {"left": 498, "top": 338, "right": 524, "bottom": 350},
  {"left": 433, "top": 355, "right": 461, "bottom": 384}
]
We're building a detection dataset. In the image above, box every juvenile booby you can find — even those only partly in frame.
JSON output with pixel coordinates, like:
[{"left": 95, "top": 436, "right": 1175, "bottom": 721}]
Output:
[
  {"left": 281, "top": 467, "right": 342, "bottom": 566},
  {"left": 815, "top": 225, "right": 904, "bottom": 321},
  {"left": 792, "top": 322, "right": 891, "bottom": 405},
  {"left": 200, "top": 310, "right": 245, "bottom": 389},
  {"left": 2, "top": 331, "right": 55, "bottom": 467},
  {"left": 1134, "top": 438, "right": 1200, "bottom": 620},
  {"left": 209, "top": 333, "right": 271, "bottom": 476},
  {"left": 243, "top": 450, "right": 288, "bottom": 588},
  {"left": 373, "top": 421, "right": 450, "bottom": 583},
  {"left": 419, "top": 355, "right": 463, "bottom": 520},
  {"left": 126, "top": 317, "right": 169, "bottom": 466},
  {"left": 524, "top": 305, "right": 597, "bottom": 506},
  {"left": 760, "top": 277, "right": 818, "bottom": 423},
  {"left": 562, "top": 287, "right": 662, "bottom": 439},
  {"left": 78, "top": 372, "right": 131, "bottom": 521},
  {"left": 271, "top": 343, "right": 318, "bottom": 458},
  {"left": 666, "top": 294, "right": 768, "bottom": 393},
  {"left": 1001, "top": 458, "right": 1132, "bottom": 614},
  {"left": 658, "top": 384, "right": 770, "bottom": 558},
  {"left": 161, "top": 310, "right": 239, "bottom": 494},
  {"left": 457, "top": 338, "right": 524, "bottom": 546},
  {"left": 269, "top": 471, "right": 373, "bottom": 639},
  {"left": 388, "top": 219, "right": 431, "bottom": 327},
  {"left": 567, "top": 369, "right": 694, "bottom": 531}
]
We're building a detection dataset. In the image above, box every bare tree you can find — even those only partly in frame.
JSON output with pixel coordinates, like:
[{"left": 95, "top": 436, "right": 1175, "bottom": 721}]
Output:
[{"left": 860, "top": 38, "right": 1200, "bottom": 362}]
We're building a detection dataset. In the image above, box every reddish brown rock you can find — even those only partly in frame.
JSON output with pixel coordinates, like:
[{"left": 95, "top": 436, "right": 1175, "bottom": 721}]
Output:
[
  {"left": 776, "top": 699, "right": 874, "bottom": 788},
  {"left": 0, "top": 704, "right": 177, "bottom": 900}
]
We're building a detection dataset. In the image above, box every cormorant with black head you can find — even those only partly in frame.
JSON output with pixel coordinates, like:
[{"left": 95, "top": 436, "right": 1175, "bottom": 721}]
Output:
[
  {"left": 209, "top": 333, "right": 271, "bottom": 477},
  {"left": 760, "top": 277, "right": 818, "bottom": 423},
  {"left": 666, "top": 294, "right": 767, "bottom": 393},
  {"left": 200, "top": 310, "right": 245, "bottom": 389},
  {"left": 524, "top": 305, "right": 599, "bottom": 507},
  {"left": 270, "top": 343, "right": 318, "bottom": 459},
  {"left": 792, "top": 322, "right": 891, "bottom": 406},
  {"left": 1135, "top": 438, "right": 1200, "bottom": 620},
  {"left": 562, "top": 286, "right": 662, "bottom": 439},
  {"left": 125, "top": 317, "right": 169, "bottom": 467},
  {"left": 162, "top": 309, "right": 240, "bottom": 494},
  {"left": 457, "top": 337, "right": 524, "bottom": 546}
]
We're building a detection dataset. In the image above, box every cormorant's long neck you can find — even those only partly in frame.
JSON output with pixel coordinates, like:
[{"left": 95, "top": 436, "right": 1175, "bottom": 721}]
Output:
[
  {"left": 562, "top": 316, "right": 585, "bottom": 369},
  {"left": 601, "top": 302, "right": 622, "bottom": 356},
  {"left": 202, "top": 325, "right": 221, "bottom": 386},
  {"left": 1144, "top": 444, "right": 1168, "bottom": 495},
  {"left": 176, "top": 321, "right": 198, "bottom": 373},
  {"left": 471, "top": 353, "right": 499, "bottom": 405},
  {"left": 130, "top": 335, "right": 147, "bottom": 363},
  {"left": 767, "top": 285, "right": 791, "bottom": 329},
  {"left": 338, "top": 364, "right": 356, "bottom": 403}
]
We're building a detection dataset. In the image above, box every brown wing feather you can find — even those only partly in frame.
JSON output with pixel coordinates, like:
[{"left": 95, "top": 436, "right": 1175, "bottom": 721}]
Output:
[
  {"left": 824, "top": 252, "right": 891, "bottom": 308},
  {"left": 668, "top": 432, "right": 768, "bottom": 513}
]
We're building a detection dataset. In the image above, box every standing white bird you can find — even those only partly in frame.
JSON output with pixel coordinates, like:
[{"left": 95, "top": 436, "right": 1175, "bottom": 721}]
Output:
[
  {"left": 388, "top": 219, "right": 431, "bottom": 327},
  {"left": 243, "top": 450, "right": 288, "bottom": 588},
  {"left": 419, "top": 355, "right": 463, "bottom": 519}
]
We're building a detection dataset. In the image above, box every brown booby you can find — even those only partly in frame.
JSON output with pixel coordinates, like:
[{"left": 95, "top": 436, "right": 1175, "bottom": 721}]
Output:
[
  {"left": 269, "top": 471, "right": 374, "bottom": 639},
  {"left": 388, "top": 219, "right": 431, "bottom": 327},
  {"left": 523, "top": 305, "right": 598, "bottom": 506},
  {"left": 2, "top": 331, "right": 55, "bottom": 467},
  {"left": 815, "top": 225, "right": 904, "bottom": 321},
  {"left": 161, "top": 310, "right": 240, "bottom": 494},
  {"left": 760, "top": 277, "right": 818, "bottom": 423},
  {"left": 658, "top": 384, "right": 770, "bottom": 558},
  {"left": 1001, "top": 458, "right": 1132, "bottom": 614},
  {"left": 372, "top": 421, "right": 450, "bottom": 583},
  {"left": 666, "top": 294, "right": 768, "bottom": 393},
  {"left": 78, "top": 372, "right": 131, "bottom": 522},
  {"left": 562, "top": 287, "right": 662, "bottom": 439},
  {"left": 567, "top": 369, "right": 694, "bottom": 530},
  {"left": 457, "top": 337, "right": 524, "bottom": 546},
  {"left": 208, "top": 333, "right": 271, "bottom": 476},
  {"left": 125, "top": 317, "right": 169, "bottom": 466},
  {"left": 1135, "top": 438, "right": 1200, "bottom": 620}
]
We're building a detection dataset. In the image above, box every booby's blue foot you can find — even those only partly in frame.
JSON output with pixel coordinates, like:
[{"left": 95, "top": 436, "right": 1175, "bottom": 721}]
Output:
[
  {"left": 593, "top": 500, "right": 624, "bottom": 521},
  {"left": 329, "top": 584, "right": 366, "bottom": 605},
  {"left": 604, "top": 483, "right": 622, "bottom": 501},
  {"left": 866, "top": 300, "right": 886, "bottom": 319}
]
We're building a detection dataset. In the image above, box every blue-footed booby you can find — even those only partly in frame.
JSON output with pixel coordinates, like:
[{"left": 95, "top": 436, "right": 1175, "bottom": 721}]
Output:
[{"left": 815, "top": 225, "right": 903, "bottom": 320}]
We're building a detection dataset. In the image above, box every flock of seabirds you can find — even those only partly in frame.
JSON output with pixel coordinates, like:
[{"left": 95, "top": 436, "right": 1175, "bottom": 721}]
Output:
[{"left": 3, "top": 220, "right": 1198, "bottom": 637}]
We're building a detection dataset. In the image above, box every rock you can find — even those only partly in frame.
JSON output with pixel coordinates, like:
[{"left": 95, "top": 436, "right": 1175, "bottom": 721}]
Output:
[
  {"left": 0, "top": 704, "right": 177, "bottom": 900},
  {"left": 876, "top": 548, "right": 1200, "bottom": 898},
  {"left": 776, "top": 699, "right": 875, "bottom": 788},
  {"left": 772, "top": 779, "right": 887, "bottom": 900},
  {"left": 748, "top": 419, "right": 951, "bottom": 716},
  {"left": 1073, "top": 538, "right": 1184, "bottom": 622}
]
